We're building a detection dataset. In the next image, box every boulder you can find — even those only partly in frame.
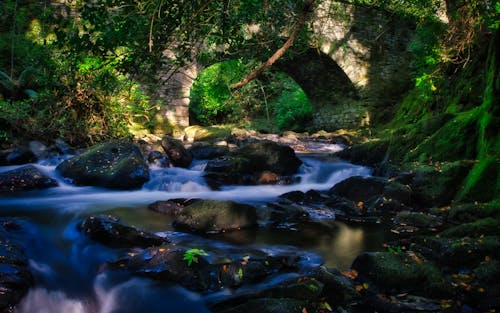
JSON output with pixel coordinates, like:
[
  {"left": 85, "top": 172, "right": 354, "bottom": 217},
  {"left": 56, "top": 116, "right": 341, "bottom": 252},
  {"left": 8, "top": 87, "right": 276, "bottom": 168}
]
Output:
[
  {"left": 188, "top": 142, "right": 229, "bottom": 160},
  {"left": 352, "top": 252, "right": 450, "bottom": 298},
  {"left": 0, "top": 219, "right": 33, "bottom": 311},
  {"left": 56, "top": 140, "right": 149, "bottom": 189},
  {"left": 204, "top": 140, "right": 302, "bottom": 186},
  {"left": 0, "top": 146, "right": 37, "bottom": 165},
  {"left": 161, "top": 136, "right": 192, "bottom": 168},
  {"left": 0, "top": 165, "right": 58, "bottom": 192},
  {"left": 80, "top": 215, "right": 166, "bottom": 248},
  {"left": 173, "top": 200, "right": 257, "bottom": 234},
  {"left": 215, "top": 298, "right": 310, "bottom": 313}
]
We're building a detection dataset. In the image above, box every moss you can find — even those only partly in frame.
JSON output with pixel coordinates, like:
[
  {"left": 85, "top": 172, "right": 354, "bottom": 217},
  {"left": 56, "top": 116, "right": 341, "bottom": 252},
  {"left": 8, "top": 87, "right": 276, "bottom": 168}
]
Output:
[
  {"left": 448, "top": 203, "right": 499, "bottom": 223},
  {"left": 441, "top": 217, "right": 500, "bottom": 238},
  {"left": 353, "top": 252, "right": 450, "bottom": 298},
  {"left": 459, "top": 156, "right": 500, "bottom": 202},
  {"left": 184, "top": 125, "right": 232, "bottom": 142}
]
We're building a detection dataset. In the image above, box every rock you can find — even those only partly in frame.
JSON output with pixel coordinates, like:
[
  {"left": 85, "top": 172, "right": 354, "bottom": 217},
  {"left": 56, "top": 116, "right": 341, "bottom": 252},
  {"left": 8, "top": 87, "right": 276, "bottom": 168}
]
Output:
[
  {"left": 161, "top": 136, "right": 192, "bottom": 168},
  {"left": 406, "top": 236, "right": 500, "bottom": 270},
  {"left": 0, "top": 165, "right": 58, "bottom": 192},
  {"left": 410, "top": 161, "right": 472, "bottom": 207},
  {"left": 352, "top": 252, "right": 450, "bottom": 298},
  {"left": 113, "top": 244, "right": 307, "bottom": 293},
  {"left": 447, "top": 203, "right": 498, "bottom": 223},
  {"left": 335, "top": 139, "right": 390, "bottom": 167},
  {"left": 54, "top": 139, "right": 75, "bottom": 155},
  {"left": 56, "top": 140, "right": 149, "bottom": 189},
  {"left": 312, "top": 267, "right": 361, "bottom": 305},
  {"left": 440, "top": 217, "right": 500, "bottom": 238},
  {"left": 80, "top": 215, "right": 166, "bottom": 248},
  {"left": 365, "top": 294, "right": 443, "bottom": 313},
  {"left": 391, "top": 212, "right": 443, "bottom": 235},
  {"left": 173, "top": 200, "right": 257, "bottom": 234},
  {"left": 0, "top": 219, "right": 33, "bottom": 311},
  {"left": 328, "top": 176, "right": 387, "bottom": 202},
  {"left": 188, "top": 142, "right": 229, "bottom": 160},
  {"left": 0, "top": 146, "right": 37, "bottom": 165},
  {"left": 147, "top": 150, "right": 170, "bottom": 167},
  {"left": 204, "top": 140, "right": 302, "bottom": 186},
  {"left": 216, "top": 298, "right": 310, "bottom": 313},
  {"left": 147, "top": 198, "right": 196, "bottom": 216}
]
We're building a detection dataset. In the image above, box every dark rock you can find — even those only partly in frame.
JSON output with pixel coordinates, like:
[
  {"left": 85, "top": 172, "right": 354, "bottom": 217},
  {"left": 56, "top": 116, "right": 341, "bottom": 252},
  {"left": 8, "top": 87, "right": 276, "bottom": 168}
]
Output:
[
  {"left": 313, "top": 267, "right": 361, "bottom": 305},
  {"left": 147, "top": 199, "right": 193, "bottom": 216},
  {"left": 0, "top": 165, "right": 58, "bottom": 192},
  {"left": 391, "top": 212, "right": 443, "bottom": 235},
  {"left": 147, "top": 150, "right": 170, "bottom": 167},
  {"left": 188, "top": 142, "right": 229, "bottom": 160},
  {"left": 80, "top": 215, "right": 166, "bottom": 248},
  {"left": 0, "top": 219, "right": 33, "bottom": 311},
  {"left": 447, "top": 203, "right": 498, "bottom": 223},
  {"left": 161, "top": 136, "right": 192, "bottom": 168},
  {"left": 56, "top": 140, "right": 149, "bottom": 190},
  {"left": 352, "top": 252, "right": 450, "bottom": 298},
  {"left": 411, "top": 161, "right": 472, "bottom": 207},
  {"left": 173, "top": 200, "right": 257, "bottom": 234},
  {"left": 440, "top": 217, "right": 500, "bottom": 238},
  {"left": 1, "top": 146, "right": 37, "bottom": 165},
  {"left": 328, "top": 176, "right": 387, "bottom": 202},
  {"left": 406, "top": 236, "right": 500, "bottom": 269},
  {"left": 54, "top": 139, "right": 75, "bottom": 155},
  {"left": 204, "top": 140, "right": 302, "bottom": 186},
  {"left": 216, "top": 298, "right": 310, "bottom": 313},
  {"left": 335, "top": 139, "right": 390, "bottom": 167},
  {"left": 365, "top": 294, "right": 442, "bottom": 313}
]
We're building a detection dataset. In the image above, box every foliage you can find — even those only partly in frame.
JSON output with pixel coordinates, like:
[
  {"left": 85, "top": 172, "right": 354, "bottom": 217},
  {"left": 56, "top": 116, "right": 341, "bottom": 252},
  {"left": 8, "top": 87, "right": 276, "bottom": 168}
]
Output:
[
  {"left": 190, "top": 60, "right": 312, "bottom": 131},
  {"left": 183, "top": 248, "right": 208, "bottom": 267}
]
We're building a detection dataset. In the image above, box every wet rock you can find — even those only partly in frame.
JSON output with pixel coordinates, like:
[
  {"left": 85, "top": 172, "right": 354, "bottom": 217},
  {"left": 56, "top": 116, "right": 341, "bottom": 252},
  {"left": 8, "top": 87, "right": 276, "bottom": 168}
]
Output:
[
  {"left": 80, "top": 215, "right": 166, "bottom": 248},
  {"left": 408, "top": 235, "right": 500, "bottom": 269},
  {"left": 56, "top": 140, "right": 149, "bottom": 189},
  {"left": 188, "top": 142, "right": 229, "bottom": 160},
  {"left": 161, "top": 136, "right": 192, "bottom": 168},
  {"left": 147, "top": 198, "right": 197, "bottom": 216},
  {"left": 365, "top": 294, "right": 443, "bottom": 313},
  {"left": 215, "top": 297, "right": 310, "bottom": 313},
  {"left": 204, "top": 140, "right": 302, "bottom": 186},
  {"left": 447, "top": 202, "right": 498, "bottom": 223},
  {"left": 328, "top": 176, "right": 387, "bottom": 202},
  {"left": 391, "top": 212, "right": 443, "bottom": 235},
  {"left": 352, "top": 252, "right": 450, "bottom": 298},
  {"left": 0, "top": 165, "right": 58, "bottom": 192},
  {"left": 147, "top": 150, "right": 170, "bottom": 167},
  {"left": 0, "top": 146, "right": 37, "bottom": 165},
  {"left": 335, "top": 139, "right": 390, "bottom": 167},
  {"left": 472, "top": 260, "right": 500, "bottom": 308},
  {"left": 114, "top": 245, "right": 306, "bottom": 293},
  {"left": 173, "top": 200, "right": 257, "bottom": 234},
  {"left": 312, "top": 267, "right": 361, "bottom": 305},
  {"left": 0, "top": 219, "right": 33, "bottom": 311}
]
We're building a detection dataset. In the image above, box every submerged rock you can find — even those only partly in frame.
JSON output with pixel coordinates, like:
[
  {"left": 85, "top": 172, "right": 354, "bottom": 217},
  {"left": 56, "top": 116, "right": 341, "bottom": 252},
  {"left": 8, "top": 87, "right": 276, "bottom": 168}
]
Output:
[
  {"left": 80, "top": 215, "right": 166, "bottom": 248},
  {"left": 0, "top": 219, "right": 33, "bottom": 311},
  {"left": 0, "top": 165, "right": 58, "bottom": 192},
  {"left": 56, "top": 140, "right": 149, "bottom": 189},
  {"left": 173, "top": 199, "right": 258, "bottom": 234},
  {"left": 204, "top": 140, "right": 302, "bottom": 186}
]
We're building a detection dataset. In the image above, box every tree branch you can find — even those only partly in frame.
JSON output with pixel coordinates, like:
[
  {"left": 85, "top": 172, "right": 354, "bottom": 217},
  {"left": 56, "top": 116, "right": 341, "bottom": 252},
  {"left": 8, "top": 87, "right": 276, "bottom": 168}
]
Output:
[{"left": 231, "top": 0, "right": 316, "bottom": 90}]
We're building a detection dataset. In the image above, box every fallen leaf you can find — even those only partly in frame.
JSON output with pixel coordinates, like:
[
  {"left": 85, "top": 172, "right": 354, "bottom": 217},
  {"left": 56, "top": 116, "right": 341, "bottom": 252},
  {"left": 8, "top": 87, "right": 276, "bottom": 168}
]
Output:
[
  {"left": 302, "top": 308, "right": 308, "bottom": 313},
  {"left": 355, "top": 285, "right": 364, "bottom": 292},
  {"left": 363, "top": 282, "right": 369, "bottom": 289}
]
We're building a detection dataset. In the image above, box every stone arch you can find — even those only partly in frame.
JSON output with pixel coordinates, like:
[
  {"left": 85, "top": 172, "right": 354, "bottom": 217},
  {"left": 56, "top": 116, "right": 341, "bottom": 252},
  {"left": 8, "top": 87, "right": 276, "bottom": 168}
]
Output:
[{"left": 154, "top": 0, "right": 415, "bottom": 130}]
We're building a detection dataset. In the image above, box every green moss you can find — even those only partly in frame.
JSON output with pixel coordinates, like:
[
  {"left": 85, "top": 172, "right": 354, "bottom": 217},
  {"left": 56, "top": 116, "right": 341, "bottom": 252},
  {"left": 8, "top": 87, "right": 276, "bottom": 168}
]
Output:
[
  {"left": 441, "top": 217, "right": 500, "bottom": 238},
  {"left": 448, "top": 203, "right": 499, "bottom": 223},
  {"left": 353, "top": 252, "right": 449, "bottom": 297}
]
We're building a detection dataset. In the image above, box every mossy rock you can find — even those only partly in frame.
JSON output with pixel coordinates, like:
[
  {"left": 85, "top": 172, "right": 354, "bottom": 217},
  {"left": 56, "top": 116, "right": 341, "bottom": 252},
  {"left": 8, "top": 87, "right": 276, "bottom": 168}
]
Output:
[
  {"left": 352, "top": 252, "right": 450, "bottom": 298},
  {"left": 458, "top": 157, "right": 500, "bottom": 203},
  {"left": 216, "top": 298, "right": 310, "bottom": 313},
  {"left": 184, "top": 125, "right": 232, "bottom": 142},
  {"left": 473, "top": 259, "right": 500, "bottom": 298},
  {"left": 394, "top": 212, "right": 443, "bottom": 229},
  {"left": 447, "top": 202, "right": 499, "bottom": 223},
  {"left": 56, "top": 140, "right": 149, "bottom": 189},
  {"left": 410, "top": 161, "right": 473, "bottom": 207},
  {"left": 335, "top": 139, "right": 390, "bottom": 167},
  {"left": 410, "top": 236, "right": 500, "bottom": 269},
  {"left": 0, "top": 165, "right": 58, "bottom": 192},
  {"left": 440, "top": 217, "right": 500, "bottom": 238},
  {"left": 404, "top": 111, "right": 478, "bottom": 162},
  {"left": 173, "top": 199, "right": 257, "bottom": 234}
]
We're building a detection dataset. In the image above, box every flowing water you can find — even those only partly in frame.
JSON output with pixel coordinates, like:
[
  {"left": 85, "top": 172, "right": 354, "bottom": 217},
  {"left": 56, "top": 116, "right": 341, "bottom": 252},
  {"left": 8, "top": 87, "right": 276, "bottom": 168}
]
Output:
[{"left": 0, "top": 145, "right": 390, "bottom": 312}]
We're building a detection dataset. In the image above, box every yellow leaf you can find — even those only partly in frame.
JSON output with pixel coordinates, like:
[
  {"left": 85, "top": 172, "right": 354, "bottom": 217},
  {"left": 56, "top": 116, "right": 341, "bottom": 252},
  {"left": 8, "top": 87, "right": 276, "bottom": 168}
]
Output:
[
  {"left": 302, "top": 308, "right": 308, "bottom": 313},
  {"left": 363, "top": 282, "right": 370, "bottom": 289},
  {"left": 355, "top": 285, "right": 364, "bottom": 292},
  {"left": 478, "top": 287, "right": 485, "bottom": 293}
]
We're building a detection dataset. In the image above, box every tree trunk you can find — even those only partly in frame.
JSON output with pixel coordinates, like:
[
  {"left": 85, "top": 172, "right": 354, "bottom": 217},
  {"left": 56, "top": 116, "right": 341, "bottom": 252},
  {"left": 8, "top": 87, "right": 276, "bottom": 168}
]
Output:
[{"left": 231, "top": 0, "right": 315, "bottom": 90}]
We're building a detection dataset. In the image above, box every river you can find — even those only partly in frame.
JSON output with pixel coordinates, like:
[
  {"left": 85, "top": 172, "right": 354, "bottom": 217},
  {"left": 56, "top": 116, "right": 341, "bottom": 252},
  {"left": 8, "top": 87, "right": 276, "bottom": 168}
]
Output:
[{"left": 0, "top": 145, "right": 390, "bottom": 312}]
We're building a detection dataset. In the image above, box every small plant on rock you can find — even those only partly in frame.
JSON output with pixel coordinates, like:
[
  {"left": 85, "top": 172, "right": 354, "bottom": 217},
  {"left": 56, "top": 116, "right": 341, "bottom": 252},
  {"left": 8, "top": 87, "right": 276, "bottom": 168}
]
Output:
[{"left": 183, "top": 248, "right": 209, "bottom": 266}]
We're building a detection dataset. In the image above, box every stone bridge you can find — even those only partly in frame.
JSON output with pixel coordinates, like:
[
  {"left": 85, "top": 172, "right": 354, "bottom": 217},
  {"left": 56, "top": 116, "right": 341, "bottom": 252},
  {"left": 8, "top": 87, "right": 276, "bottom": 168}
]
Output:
[{"left": 155, "top": 1, "right": 415, "bottom": 130}]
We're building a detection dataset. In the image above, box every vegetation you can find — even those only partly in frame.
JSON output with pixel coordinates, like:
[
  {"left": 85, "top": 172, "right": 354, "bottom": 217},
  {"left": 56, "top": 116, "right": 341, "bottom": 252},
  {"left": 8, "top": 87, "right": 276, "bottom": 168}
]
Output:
[{"left": 183, "top": 248, "right": 208, "bottom": 267}]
